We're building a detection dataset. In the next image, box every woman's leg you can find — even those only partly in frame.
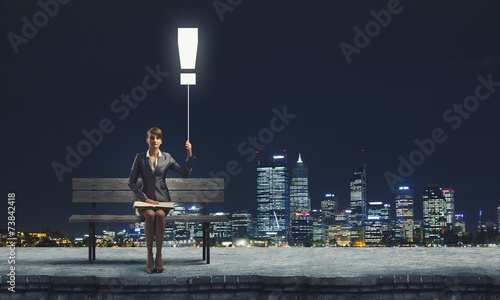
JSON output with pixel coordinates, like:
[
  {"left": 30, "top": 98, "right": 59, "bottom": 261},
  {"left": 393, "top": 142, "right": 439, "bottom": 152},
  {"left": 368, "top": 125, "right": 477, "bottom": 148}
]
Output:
[
  {"left": 154, "top": 209, "right": 166, "bottom": 270},
  {"left": 143, "top": 209, "right": 155, "bottom": 271}
]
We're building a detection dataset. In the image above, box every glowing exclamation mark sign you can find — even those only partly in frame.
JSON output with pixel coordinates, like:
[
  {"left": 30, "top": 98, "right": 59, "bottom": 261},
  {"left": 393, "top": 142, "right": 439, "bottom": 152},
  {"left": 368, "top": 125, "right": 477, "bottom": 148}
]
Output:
[{"left": 178, "top": 28, "right": 198, "bottom": 141}]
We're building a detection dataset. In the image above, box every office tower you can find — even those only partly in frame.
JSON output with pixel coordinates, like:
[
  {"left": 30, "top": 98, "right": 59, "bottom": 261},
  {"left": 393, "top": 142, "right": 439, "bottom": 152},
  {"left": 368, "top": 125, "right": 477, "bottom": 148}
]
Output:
[
  {"left": 167, "top": 204, "right": 190, "bottom": 240},
  {"left": 442, "top": 188, "right": 455, "bottom": 232},
  {"left": 380, "top": 203, "right": 393, "bottom": 228},
  {"left": 497, "top": 206, "right": 500, "bottom": 235},
  {"left": 231, "top": 211, "right": 252, "bottom": 238},
  {"left": 364, "top": 218, "right": 382, "bottom": 246},
  {"left": 187, "top": 204, "right": 203, "bottom": 238},
  {"left": 329, "top": 210, "right": 351, "bottom": 246},
  {"left": 256, "top": 152, "right": 290, "bottom": 237},
  {"left": 321, "top": 194, "right": 338, "bottom": 244},
  {"left": 289, "top": 212, "right": 313, "bottom": 246},
  {"left": 395, "top": 186, "right": 414, "bottom": 242},
  {"left": 413, "top": 220, "right": 423, "bottom": 244},
  {"left": 210, "top": 212, "right": 232, "bottom": 244},
  {"left": 335, "top": 210, "right": 350, "bottom": 226},
  {"left": 321, "top": 194, "right": 339, "bottom": 216},
  {"left": 365, "top": 202, "right": 391, "bottom": 246},
  {"left": 367, "top": 201, "right": 385, "bottom": 218},
  {"left": 350, "top": 164, "right": 367, "bottom": 227},
  {"left": 290, "top": 153, "right": 311, "bottom": 214},
  {"left": 422, "top": 185, "right": 446, "bottom": 244},
  {"left": 477, "top": 207, "right": 482, "bottom": 234},
  {"left": 453, "top": 214, "right": 466, "bottom": 237},
  {"left": 310, "top": 209, "right": 325, "bottom": 244}
]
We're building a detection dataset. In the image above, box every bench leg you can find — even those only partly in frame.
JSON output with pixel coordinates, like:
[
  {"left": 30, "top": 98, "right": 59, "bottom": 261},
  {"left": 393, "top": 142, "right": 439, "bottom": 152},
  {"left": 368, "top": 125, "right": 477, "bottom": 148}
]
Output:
[
  {"left": 88, "top": 222, "right": 93, "bottom": 264},
  {"left": 205, "top": 222, "right": 210, "bottom": 264},
  {"left": 207, "top": 233, "right": 210, "bottom": 264},
  {"left": 202, "top": 223, "right": 206, "bottom": 261},
  {"left": 92, "top": 222, "right": 96, "bottom": 261}
]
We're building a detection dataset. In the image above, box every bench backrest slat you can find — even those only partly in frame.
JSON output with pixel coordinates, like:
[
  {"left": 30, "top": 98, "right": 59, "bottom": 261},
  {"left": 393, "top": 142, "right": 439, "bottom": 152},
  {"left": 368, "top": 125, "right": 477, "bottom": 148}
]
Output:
[
  {"left": 73, "top": 178, "right": 224, "bottom": 191},
  {"left": 73, "top": 190, "right": 224, "bottom": 203}
]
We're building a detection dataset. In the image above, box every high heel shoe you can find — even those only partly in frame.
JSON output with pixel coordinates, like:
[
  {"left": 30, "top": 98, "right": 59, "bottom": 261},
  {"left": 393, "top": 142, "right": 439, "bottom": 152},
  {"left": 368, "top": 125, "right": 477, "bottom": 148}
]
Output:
[
  {"left": 155, "top": 254, "right": 163, "bottom": 273},
  {"left": 146, "top": 254, "right": 154, "bottom": 274}
]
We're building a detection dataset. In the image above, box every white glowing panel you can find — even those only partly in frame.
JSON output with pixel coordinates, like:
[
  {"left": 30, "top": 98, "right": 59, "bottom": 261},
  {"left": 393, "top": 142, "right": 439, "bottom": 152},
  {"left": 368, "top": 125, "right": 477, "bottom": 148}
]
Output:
[
  {"left": 178, "top": 28, "right": 198, "bottom": 69},
  {"left": 180, "top": 73, "right": 196, "bottom": 85}
]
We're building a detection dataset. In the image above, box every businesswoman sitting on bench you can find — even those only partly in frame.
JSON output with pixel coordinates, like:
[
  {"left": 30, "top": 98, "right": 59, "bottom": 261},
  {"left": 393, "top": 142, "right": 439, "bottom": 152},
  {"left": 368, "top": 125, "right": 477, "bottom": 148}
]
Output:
[{"left": 128, "top": 127, "right": 195, "bottom": 273}]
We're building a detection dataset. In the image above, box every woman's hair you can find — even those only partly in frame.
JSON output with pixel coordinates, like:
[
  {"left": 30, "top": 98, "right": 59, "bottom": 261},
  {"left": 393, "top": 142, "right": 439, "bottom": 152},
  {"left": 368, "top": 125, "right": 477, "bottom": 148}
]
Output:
[{"left": 146, "top": 127, "right": 163, "bottom": 141}]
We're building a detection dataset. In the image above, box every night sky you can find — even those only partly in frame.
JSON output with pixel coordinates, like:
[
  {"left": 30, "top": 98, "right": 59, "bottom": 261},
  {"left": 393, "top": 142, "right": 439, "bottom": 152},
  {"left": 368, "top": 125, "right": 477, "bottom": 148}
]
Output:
[{"left": 2, "top": 0, "right": 499, "bottom": 236}]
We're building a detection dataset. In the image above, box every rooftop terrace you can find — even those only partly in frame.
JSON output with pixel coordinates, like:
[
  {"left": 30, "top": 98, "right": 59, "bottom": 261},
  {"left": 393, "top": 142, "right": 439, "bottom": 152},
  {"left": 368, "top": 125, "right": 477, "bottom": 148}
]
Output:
[{"left": 1, "top": 247, "right": 499, "bottom": 299}]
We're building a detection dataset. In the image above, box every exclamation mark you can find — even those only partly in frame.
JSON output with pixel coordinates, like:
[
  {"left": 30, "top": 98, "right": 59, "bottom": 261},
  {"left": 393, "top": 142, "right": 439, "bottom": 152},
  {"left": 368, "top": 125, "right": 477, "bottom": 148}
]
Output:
[
  {"left": 178, "top": 28, "right": 198, "bottom": 141},
  {"left": 178, "top": 28, "right": 198, "bottom": 85}
]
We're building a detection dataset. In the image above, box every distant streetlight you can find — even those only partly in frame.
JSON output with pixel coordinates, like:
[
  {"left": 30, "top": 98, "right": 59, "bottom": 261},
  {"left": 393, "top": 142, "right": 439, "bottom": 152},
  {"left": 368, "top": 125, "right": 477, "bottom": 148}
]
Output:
[{"left": 177, "top": 28, "right": 198, "bottom": 141}]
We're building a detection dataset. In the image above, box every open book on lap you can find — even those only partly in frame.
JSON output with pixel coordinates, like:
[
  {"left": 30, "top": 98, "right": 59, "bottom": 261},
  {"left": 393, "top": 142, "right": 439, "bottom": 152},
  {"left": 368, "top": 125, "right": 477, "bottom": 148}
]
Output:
[{"left": 133, "top": 201, "right": 174, "bottom": 210}]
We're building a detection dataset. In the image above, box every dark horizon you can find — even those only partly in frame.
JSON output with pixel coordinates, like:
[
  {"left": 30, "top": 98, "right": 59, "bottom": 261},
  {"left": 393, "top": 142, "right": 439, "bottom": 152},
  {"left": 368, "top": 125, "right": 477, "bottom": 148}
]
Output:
[{"left": 2, "top": 1, "right": 499, "bottom": 237}]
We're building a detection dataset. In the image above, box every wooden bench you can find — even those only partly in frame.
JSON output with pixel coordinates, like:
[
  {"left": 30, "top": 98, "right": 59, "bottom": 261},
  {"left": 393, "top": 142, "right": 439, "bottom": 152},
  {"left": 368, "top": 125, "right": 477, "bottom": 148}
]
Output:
[{"left": 69, "top": 178, "right": 226, "bottom": 264}]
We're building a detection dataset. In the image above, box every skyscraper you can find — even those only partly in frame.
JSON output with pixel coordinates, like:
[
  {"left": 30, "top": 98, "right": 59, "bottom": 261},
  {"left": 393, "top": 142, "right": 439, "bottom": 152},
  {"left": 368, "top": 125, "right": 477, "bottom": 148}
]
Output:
[
  {"left": 350, "top": 164, "right": 367, "bottom": 227},
  {"left": 395, "top": 186, "right": 414, "bottom": 242},
  {"left": 321, "top": 194, "right": 338, "bottom": 227},
  {"left": 290, "top": 153, "right": 310, "bottom": 214},
  {"left": 497, "top": 206, "right": 500, "bottom": 235},
  {"left": 365, "top": 202, "right": 384, "bottom": 246},
  {"left": 453, "top": 214, "right": 466, "bottom": 237},
  {"left": 442, "top": 188, "right": 455, "bottom": 232},
  {"left": 289, "top": 212, "right": 313, "bottom": 246},
  {"left": 231, "top": 210, "right": 252, "bottom": 238},
  {"left": 256, "top": 152, "right": 290, "bottom": 238},
  {"left": 422, "top": 185, "right": 446, "bottom": 244}
]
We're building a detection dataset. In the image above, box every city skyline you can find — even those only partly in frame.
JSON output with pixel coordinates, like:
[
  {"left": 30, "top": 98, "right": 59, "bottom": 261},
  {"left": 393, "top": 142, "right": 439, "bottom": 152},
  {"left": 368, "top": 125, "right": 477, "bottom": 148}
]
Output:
[
  {"left": 2, "top": 1, "right": 499, "bottom": 238},
  {"left": 5, "top": 150, "right": 497, "bottom": 237}
]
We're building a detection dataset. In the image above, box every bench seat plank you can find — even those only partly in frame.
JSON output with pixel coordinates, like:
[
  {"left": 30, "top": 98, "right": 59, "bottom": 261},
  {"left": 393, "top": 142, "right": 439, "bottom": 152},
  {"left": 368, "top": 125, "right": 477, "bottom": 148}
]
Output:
[
  {"left": 72, "top": 190, "right": 224, "bottom": 203},
  {"left": 69, "top": 215, "right": 229, "bottom": 223},
  {"left": 73, "top": 178, "right": 224, "bottom": 191}
]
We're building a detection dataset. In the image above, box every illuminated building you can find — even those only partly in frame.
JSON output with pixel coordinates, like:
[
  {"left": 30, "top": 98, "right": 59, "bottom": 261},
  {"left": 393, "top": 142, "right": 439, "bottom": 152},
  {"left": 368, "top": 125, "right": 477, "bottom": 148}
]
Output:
[
  {"left": 164, "top": 204, "right": 203, "bottom": 240},
  {"left": 322, "top": 194, "right": 338, "bottom": 245},
  {"left": 335, "top": 210, "right": 350, "bottom": 225},
  {"left": 364, "top": 216, "right": 383, "bottom": 246},
  {"left": 210, "top": 212, "right": 232, "bottom": 239},
  {"left": 413, "top": 220, "right": 423, "bottom": 244},
  {"left": 289, "top": 212, "right": 313, "bottom": 245},
  {"left": 310, "top": 209, "right": 325, "bottom": 244},
  {"left": 395, "top": 186, "right": 414, "bottom": 242},
  {"left": 442, "top": 188, "right": 455, "bottom": 232},
  {"left": 453, "top": 214, "right": 466, "bottom": 237},
  {"left": 365, "top": 202, "right": 391, "bottom": 245},
  {"left": 256, "top": 152, "right": 290, "bottom": 238},
  {"left": 327, "top": 210, "right": 351, "bottom": 246},
  {"left": 350, "top": 164, "right": 367, "bottom": 227},
  {"left": 166, "top": 204, "right": 190, "bottom": 240},
  {"left": 321, "top": 194, "right": 338, "bottom": 219},
  {"left": 422, "top": 185, "right": 446, "bottom": 244},
  {"left": 231, "top": 210, "right": 252, "bottom": 238},
  {"left": 290, "top": 153, "right": 310, "bottom": 214},
  {"left": 498, "top": 206, "right": 500, "bottom": 235}
]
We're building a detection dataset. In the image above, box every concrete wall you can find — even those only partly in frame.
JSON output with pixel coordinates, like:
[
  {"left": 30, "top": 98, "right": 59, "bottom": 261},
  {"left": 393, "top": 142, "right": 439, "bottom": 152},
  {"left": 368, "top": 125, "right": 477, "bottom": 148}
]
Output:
[{"left": 2, "top": 274, "right": 499, "bottom": 299}]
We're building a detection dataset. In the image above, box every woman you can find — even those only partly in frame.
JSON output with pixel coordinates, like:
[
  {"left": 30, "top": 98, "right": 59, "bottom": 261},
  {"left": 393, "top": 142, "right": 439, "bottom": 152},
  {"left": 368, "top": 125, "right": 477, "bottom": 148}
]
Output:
[{"left": 128, "top": 127, "right": 195, "bottom": 273}]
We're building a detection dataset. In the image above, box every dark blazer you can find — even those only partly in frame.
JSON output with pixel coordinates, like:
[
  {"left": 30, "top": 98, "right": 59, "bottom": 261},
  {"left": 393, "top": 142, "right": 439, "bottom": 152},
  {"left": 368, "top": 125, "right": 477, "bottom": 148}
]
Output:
[{"left": 128, "top": 151, "right": 195, "bottom": 202}]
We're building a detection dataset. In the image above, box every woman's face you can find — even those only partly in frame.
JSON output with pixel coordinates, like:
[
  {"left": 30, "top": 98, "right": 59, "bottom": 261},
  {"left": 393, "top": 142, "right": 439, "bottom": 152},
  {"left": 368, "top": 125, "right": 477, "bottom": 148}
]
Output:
[{"left": 146, "top": 134, "right": 162, "bottom": 149}]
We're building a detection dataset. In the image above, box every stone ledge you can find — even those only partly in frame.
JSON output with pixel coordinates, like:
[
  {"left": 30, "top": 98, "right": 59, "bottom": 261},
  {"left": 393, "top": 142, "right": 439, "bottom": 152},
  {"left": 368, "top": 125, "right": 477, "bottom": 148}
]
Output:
[{"left": 1, "top": 274, "right": 499, "bottom": 299}]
